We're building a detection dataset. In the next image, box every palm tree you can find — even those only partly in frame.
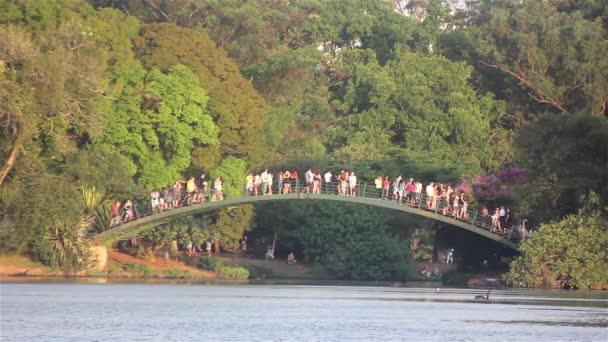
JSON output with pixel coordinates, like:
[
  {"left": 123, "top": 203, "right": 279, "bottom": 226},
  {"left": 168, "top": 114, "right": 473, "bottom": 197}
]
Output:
[{"left": 46, "top": 221, "right": 88, "bottom": 275}]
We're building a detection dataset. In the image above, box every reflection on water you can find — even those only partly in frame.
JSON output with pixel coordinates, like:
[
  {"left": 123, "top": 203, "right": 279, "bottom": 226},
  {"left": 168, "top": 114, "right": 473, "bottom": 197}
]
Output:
[{"left": 1, "top": 280, "right": 607, "bottom": 341}]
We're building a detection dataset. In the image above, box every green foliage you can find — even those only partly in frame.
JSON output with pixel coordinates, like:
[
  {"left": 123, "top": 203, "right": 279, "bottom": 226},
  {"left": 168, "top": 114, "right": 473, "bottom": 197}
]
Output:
[
  {"left": 134, "top": 23, "right": 267, "bottom": 166},
  {"left": 515, "top": 112, "right": 608, "bottom": 219},
  {"left": 329, "top": 49, "right": 504, "bottom": 172},
  {"left": 197, "top": 256, "right": 224, "bottom": 271},
  {"left": 211, "top": 205, "right": 253, "bottom": 250},
  {"left": 409, "top": 229, "right": 435, "bottom": 262},
  {"left": 470, "top": 0, "right": 608, "bottom": 117},
  {"left": 210, "top": 156, "right": 247, "bottom": 196},
  {"left": 505, "top": 206, "right": 608, "bottom": 289},
  {"left": 163, "top": 268, "right": 186, "bottom": 278},
  {"left": 217, "top": 266, "right": 250, "bottom": 279},
  {"left": 139, "top": 264, "right": 152, "bottom": 278},
  {"left": 43, "top": 221, "right": 89, "bottom": 274},
  {"left": 196, "top": 256, "right": 248, "bottom": 278},
  {"left": 101, "top": 61, "right": 219, "bottom": 189},
  {"left": 0, "top": 0, "right": 605, "bottom": 288},
  {"left": 0, "top": 165, "right": 83, "bottom": 251},
  {"left": 297, "top": 202, "right": 410, "bottom": 281},
  {"left": 64, "top": 146, "right": 138, "bottom": 196}
]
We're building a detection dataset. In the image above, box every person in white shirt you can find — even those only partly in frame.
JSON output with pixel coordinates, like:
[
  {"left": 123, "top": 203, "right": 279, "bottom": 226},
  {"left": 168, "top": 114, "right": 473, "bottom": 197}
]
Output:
[
  {"left": 426, "top": 182, "right": 435, "bottom": 209},
  {"left": 260, "top": 170, "right": 269, "bottom": 195},
  {"left": 266, "top": 172, "right": 273, "bottom": 195},
  {"left": 305, "top": 169, "right": 314, "bottom": 193},
  {"left": 499, "top": 206, "right": 506, "bottom": 225},
  {"left": 324, "top": 171, "right": 333, "bottom": 194}
]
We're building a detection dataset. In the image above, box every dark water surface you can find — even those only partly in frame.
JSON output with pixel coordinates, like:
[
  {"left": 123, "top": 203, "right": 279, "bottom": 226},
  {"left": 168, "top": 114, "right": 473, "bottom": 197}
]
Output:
[{"left": 1, "top": 280, "right": 606, "bottom": 341}]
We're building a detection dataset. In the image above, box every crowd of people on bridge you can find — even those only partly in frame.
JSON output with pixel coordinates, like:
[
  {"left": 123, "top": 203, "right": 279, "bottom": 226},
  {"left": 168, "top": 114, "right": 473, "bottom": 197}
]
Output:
[
  {"left": 108, "top": 168, "right": 525, "bottom": 239},
  {"left": 148, "top": 174, "right": 225, "bottom": 213}
]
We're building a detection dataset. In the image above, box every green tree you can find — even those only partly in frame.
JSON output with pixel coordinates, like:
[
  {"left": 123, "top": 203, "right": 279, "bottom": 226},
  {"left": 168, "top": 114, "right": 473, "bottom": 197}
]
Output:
[
  {"left": 470, "top": 0, "right": 608, "bottom": 117},
  {"left": 101, "top": 62, "right": 219, "bottom": 189},
  {"left": 514, "top": 112, "right": 608, "bottom": 219},
  {"left": 329, "top": 49, "right": 505, "bottom": 172},
  {"left": 297, "top": 202, "right": 409, "bottom": 280},
  {"left": 505, "top": 203, "right": 608, "bottom": 289},
  {"left": 134, "top": 23, "right": 267, "bottom": 166}
]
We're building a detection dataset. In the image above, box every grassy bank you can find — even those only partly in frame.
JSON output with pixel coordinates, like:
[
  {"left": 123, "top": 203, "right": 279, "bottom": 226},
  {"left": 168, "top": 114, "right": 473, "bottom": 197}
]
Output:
[{"left": 0, "top": 251, "right": 321, "bottom": 281}]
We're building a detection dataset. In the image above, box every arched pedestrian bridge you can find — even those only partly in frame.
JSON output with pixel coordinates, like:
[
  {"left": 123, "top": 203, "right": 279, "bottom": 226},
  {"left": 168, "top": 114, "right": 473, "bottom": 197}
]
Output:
[{"left": 90, "top": 182, "right": 522, "bottom": 250}]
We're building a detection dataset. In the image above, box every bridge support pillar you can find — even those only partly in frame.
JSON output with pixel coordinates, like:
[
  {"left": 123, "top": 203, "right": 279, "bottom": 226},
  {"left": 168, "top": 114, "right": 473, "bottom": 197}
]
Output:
[{"left": 88, "top": 245, "right": 108, "bottom": 272}]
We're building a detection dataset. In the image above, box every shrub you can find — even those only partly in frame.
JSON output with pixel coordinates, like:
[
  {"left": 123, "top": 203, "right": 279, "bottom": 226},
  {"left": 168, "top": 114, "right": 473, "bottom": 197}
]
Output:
[
  {"left": 198, "top": 256, "right": 224, "bottom": 271},
  {"left": 217, "top": 266, "right": 250, "bottom": 279},
  {"left": 138, "top": 264, "right": 152, "bottom": 278},
  {"left": 163, "top": 268, "right": 185, "bottom": 278}
]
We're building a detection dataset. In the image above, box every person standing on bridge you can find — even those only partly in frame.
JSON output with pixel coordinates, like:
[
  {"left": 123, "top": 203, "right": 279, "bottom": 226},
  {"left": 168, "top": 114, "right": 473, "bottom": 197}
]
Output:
[
  {"left": 246, "top": 172, "right": 254, "bottom": 196},
  {"left": 383, "top": 176, "right": 390, "bottom": 199},
  {"left": 123, "top": 200, "right": 134, "bottom": 223},
  {"left": 324, "top": 170, "right": 333, "bottom": 194},
  {"left": 313, "top": 170, "right": 321, "bottom": 194},
  {"left": 375, "top": 176, "right": 383, "bottom": 199},
  {"left": 276, "top": 171, "right": 283, "bottom": 194},
  {"left": 186, "top": 177, "right": 197, "bottom": 205},
  {"left": 172, "top": 180, "right": 184, "bottom": 208},
  {"left": 426, "top": 182, "right": 435, "bottom": 210},
  {"left": 212, "top": 177, "right": 224, "bottom": 201},
  {"left": 499, "top": 206, "right": 506, "bottom": 226},
  {"left": 339, "top": 170, "right": 348, "bottom": 196},
  {"left": 163, "top": 188, "right": 172, "bottom": 210},
  {"left": 290, "top": 170, "right": 298, "bottom": 192},
  {"left": 282, "top": 170, "right": 291, "bottom": 194},
  {"left": 393, "top": 176, "right": 402, "bottom": 201},
  {"left": 452, "top": 193, "right": 460, "bottom": 218},
  {"left": 254, "top": 173, "right": 261, "bottom": 196},
  {"left": 150, "top": 190, "right": 160, "bottom": 213},
  {"left": 109, "top": 201, "right": 121, "bottom": 227},
  {"left": 406, "top": 179, "right": 416, "bottom": 206},
  {"left": 415, "top": 181, "right": 423, "bottom": 206},
  {"left": 267, "top": 171, "right": 273, "bottom": 195},
  {"left": 260, "top": 169, "right": 269, "bottom": 195},
  {"left": 305, "top": 169, "right": 314, "bottom": 193},
  {"left": 348, "top": 171, "right": 357, "bottom": 196},
  {"left": 491, "top": 208, "right": 502, "bottom": 232},
  {"left": 460, "top": 193, "right": 468, "bottom": 219}
]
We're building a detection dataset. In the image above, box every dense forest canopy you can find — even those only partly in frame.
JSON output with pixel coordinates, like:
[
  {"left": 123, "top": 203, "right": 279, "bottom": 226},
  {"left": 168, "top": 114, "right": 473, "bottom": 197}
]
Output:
[{"left": 0, "top": 0, "right": 606, "bottom": 285}]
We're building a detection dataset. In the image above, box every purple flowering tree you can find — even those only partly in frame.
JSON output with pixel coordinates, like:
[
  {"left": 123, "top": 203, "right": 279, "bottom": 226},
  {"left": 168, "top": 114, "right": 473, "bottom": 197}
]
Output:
[{"left": 459, "top": 166, "right": 527, "bottom": 204}]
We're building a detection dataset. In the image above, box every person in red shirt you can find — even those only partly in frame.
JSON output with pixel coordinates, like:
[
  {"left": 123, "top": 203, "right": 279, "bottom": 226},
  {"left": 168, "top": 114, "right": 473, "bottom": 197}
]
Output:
[
  {"left": 109, "top": 201, "right": 121, "bottom": 227},
  {"left": 382, "top": 176, "right": 390, "bottom": 200},
  {"left": 290, "top": 170, "right": 299, "bottom": 191}
]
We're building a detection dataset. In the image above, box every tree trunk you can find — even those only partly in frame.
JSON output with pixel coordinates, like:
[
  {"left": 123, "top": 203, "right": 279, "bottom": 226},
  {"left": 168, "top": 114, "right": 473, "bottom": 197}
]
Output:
[
  {"left": 0, "top": 137, "right": 22, "bottom": 188},
  {"left": 214, "top": 240, "right": 220, "bottom": 255},
  {"left": 272, "top": 221, "right": 281, "bottom": 255},
  {"left": 272, "top": 230, "right": 278, "bottom": 255}
]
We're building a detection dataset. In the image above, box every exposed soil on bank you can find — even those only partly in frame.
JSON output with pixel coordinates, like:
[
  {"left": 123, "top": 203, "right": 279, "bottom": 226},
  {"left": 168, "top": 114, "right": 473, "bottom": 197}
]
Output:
[
  {"left": 104, "top": 250, "right": 214, "bottom": 279},
  {"left": 0, "top": 255, "right": 61, "bottom": 277},
  {"left": 0, "top": 251, "right": 318, "bottom": 280}
]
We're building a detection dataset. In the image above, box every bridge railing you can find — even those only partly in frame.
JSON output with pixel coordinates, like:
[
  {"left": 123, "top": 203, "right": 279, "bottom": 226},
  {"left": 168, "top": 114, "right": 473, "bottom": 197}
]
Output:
[{"left": 105, "top": 180, "right": 524, "bottom": 244}]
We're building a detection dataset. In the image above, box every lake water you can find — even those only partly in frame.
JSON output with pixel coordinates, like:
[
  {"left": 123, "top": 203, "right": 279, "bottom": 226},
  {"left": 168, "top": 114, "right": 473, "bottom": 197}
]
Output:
[{"left": 1, "top": 280, "right": 606, "bottom": 341}]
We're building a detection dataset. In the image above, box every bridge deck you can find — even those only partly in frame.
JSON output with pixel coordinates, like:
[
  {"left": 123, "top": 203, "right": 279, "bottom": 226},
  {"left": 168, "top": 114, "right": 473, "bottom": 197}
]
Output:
[{"left": 90, "top": 183, "right": 521, "bottom": 249}]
